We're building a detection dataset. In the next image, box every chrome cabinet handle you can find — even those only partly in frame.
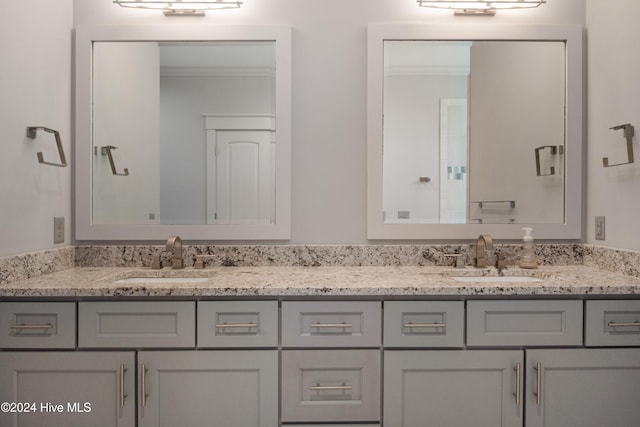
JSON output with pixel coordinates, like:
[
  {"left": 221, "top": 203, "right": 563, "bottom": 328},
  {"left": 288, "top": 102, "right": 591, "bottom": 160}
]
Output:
[
  {"left": 140, "top": 364, "right": 148, "bottom": 407},
  {"left": 10, "top": 323, "right": 54, "bottom": 330},
  {"left": 215, "top": 323, "right": 258, "bottom": 328},
  {"left": 513, "top": 363, "right": 521, "bottom": 407},
  {"left": 119, "top": 364, "right": 127, "bottom": 407},
  {"left": 404, "top": 322, "right": 446, "bottom": 328},
  {"left": 310, "top": 323, "right": 353, "bottom": 328},
  {"left": 310, "top": 384, "right": 353, "bottom": 391},
  {"left": 534, "top": 362, "right": 542, "bottom": 406},
  {"left": 608, "top": 321, "right": 640, "bottom": 327}
]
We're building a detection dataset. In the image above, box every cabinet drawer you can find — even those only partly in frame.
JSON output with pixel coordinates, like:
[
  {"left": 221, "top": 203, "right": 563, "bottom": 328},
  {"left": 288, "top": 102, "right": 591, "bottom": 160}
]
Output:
[
  {"left": 197, "top": 300, "right": 278, "bottom": 347},
  {"left": 586, "top": 300, "right": 640, "bottom": 346},
  {"left": 78, "top": 301, "right": 195, "bottom": 348},
  {"left": 384, "top": 301, "right": 464, "bottom": 348},
  {"left": 467, "top": 300, "right": 583, "bottom": 346},
  {"left": 281, "top": 301, "right": 381, "bottom": 347},
  {"left": 281, "top": 349, "right": 380, "bottom": 422},
  {"left": 0, "top": 302, "right": 76, "bottom": 349}
]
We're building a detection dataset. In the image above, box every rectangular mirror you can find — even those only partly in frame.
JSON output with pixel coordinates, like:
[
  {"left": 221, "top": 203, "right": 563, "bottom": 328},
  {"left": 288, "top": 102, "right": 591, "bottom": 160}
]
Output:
[
  {"left": 76, "top": 26, "right": 291, "bottom": 241},
  {"left": 368, "top": 24, "right": 583, "bottom": 240}
]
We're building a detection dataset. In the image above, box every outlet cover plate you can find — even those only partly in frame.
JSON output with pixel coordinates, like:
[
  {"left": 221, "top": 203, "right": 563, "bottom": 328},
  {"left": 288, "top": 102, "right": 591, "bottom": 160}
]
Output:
[
  {"left": 54, "top": 217, "right": 65, "bottom": 244},
  {"left": 595, "top": 216, "right": 605, "bottom": 240}
]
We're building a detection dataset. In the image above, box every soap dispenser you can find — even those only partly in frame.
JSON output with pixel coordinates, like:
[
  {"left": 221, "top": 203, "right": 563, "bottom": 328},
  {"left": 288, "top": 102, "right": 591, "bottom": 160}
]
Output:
[{"left": 519, "top": 227, "right": 538, "bottom": 269}]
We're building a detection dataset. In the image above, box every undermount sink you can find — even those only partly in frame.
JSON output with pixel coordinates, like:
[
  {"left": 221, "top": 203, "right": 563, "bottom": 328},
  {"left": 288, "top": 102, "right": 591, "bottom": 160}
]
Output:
[
  {"left": 115, "top": 277, "right": 210, "bottom": 284},
  {"left": 452, "top": 276, "right": 543, "bottom": 283}
]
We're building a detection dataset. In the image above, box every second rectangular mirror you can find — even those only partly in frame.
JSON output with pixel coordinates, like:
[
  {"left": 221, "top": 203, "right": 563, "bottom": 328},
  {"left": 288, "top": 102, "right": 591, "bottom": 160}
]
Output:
[
  {"left": 383, "top": 40, "right": 565, "bottom": 225},
  {"left": 368, "top": 24, "right": 583, "bottom": 240}
]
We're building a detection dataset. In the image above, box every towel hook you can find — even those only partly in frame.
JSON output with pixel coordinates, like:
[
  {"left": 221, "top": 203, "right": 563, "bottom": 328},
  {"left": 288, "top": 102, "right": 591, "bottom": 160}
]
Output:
[
  {"left": 100, "top": 145, "right": 129, "bottom": 176},
  {"left": 26, "top": 127, "right": 67, "bottom": 167},
  {"left": 535, "top": 145, "right": 563, "bottom": 176},
  {"left": 603, "top": 124, "right": 634, "bottom": 167}
]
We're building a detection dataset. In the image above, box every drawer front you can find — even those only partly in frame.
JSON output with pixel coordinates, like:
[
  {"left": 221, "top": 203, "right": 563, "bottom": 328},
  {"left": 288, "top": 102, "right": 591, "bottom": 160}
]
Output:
[
  {"left": 78, "top": 301, "right": 195, "bottom": 348},
  {"left": 197, "top": 300, "right": 278, "bottom": 347},
  {"left": 281, "top": 349, "right": 380, "bottom": 422},
  {"left": 0, "top": 302, "right": 76, "bottom": 349},
  {"left": 467, "top": 300, "right": 583, "bottom": 347},
  {"left": 384, "top": 301, "right": 464, "bottom": 348},
  {"left": 281, "top": 301, "right": 381, "bottom": 347},
  {"left": 586, "top": 300, "right": 640, "bottom": 346}
]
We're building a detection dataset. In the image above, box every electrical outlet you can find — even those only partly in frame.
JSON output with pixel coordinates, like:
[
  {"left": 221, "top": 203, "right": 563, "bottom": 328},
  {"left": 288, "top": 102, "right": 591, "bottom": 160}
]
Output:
[
  {"left": 595, "top": 216, "right": 605, "bottom": 240},
  {"left": 398, "top": 210, "right": 410, "bottom": 219},
  {"left": 53, "top": 217, "right": 65, "bottom": 244}
]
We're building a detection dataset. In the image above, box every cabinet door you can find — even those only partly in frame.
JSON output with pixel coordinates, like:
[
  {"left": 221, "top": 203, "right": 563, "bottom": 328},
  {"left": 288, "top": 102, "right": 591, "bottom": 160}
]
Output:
[
  {"left": 78, "top": 301, "right": 195, "bottom": 348},
  {"left": 526, "top": 349, "right": 640, "bottom": 427},
  {"left": 384, "top": 350, "right": 523, "bottom": 427},
  {"left": 138, "top": 350, "right": 278, "bottom": 427},
  {"left": 281, "top": 350, "right": 381, "bottom": 423},
  {"left": 467, "top": 300, "right": 583, "bottom": 347},
  {"left": 281, "top": 301, "right": 381, "bottom": 348},
  {"left": 0, "top": 351, "right": 135, "bottom": 427}
]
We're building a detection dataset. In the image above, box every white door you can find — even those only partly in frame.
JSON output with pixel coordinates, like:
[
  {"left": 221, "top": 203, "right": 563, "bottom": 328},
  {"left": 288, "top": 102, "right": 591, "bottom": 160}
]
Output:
[
  {"left": 439, "top": 98, "right": 468, "bottom": 224},
  {"left": 209, "top": 130, "right": 274, "bottom": 225}
]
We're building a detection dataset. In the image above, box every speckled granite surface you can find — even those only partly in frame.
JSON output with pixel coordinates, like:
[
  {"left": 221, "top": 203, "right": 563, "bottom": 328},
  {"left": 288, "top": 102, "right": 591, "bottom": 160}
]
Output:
[
  {"left": 584, "top": 245, "right": 640, "bottom": 277},
  {"left": 1, "top": 265, "right": 639, "bottom": 298},
  {"left": 1, "top": 244, "right": 639, "bottom": 297},
  {"left": 74, "top": 244, "right": 584, "bottom": 268},
  {"left": 0, "top": 247, "right": 74, "bottom": 285}
]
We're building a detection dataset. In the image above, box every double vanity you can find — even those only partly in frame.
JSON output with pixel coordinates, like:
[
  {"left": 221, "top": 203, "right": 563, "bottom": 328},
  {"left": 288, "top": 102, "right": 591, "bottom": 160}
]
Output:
[{"left": 1, "top": 260, "right": 640, "bottom": 427}]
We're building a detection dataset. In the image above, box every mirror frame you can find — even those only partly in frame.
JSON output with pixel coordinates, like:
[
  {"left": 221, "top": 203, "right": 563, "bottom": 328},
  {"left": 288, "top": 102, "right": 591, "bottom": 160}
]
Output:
[
  {"left": 75, "top": 25, "right": 291, "bottom": 241},
  {"left": 367, "top": 24, "right": 584, "bottom": 240}
]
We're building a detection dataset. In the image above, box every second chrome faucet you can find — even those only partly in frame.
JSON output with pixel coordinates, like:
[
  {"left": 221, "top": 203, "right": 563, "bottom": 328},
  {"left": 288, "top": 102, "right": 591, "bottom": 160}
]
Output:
[
  {"left": 166, "top": 236, "right": 184, "bottom": 269},
  {"left": 475, "top": 234, "right": 494, "bottom": 268}
]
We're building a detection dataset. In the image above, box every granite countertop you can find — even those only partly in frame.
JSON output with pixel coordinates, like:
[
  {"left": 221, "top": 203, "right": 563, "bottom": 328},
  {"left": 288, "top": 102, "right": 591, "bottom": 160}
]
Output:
[{"left": 1, "top": 265, "right": 640, "bottom": 298}]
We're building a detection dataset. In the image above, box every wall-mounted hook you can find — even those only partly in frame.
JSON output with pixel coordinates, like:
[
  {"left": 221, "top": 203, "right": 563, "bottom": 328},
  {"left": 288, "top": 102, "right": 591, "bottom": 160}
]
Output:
[
  {"left": 26, "top": 127, "right": 67, "bottom": 167},
  {"left": 603, "top": 124, "right": 635, "bottom": 167},
  {"left": 535, "top": 145, "right": 563, "bottom": 176},
  {"left": 100, "top": 145, "right": 129, "bottom": 176}
]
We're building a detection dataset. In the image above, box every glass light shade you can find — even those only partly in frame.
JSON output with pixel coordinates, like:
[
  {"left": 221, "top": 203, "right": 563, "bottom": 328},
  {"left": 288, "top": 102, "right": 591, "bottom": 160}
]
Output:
[
  {"left": 113, "top": 0, "right": 242, "bottom": 11},
  {"left": 417, "top": 0, "right": 545, "bottom": 10}
]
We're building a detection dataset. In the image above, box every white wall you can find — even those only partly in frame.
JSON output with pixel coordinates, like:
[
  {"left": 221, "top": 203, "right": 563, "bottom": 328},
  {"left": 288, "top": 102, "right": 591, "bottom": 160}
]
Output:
[
  {"left": 71, "top": 0, "right": 585, "bottom": 244},
  {"left": 93, "top": 43, "right": 161, "bottom": 224},
  {"left": 586, "top": 0, "right": 640, "bottom": 251},
  {"left": 0, "top": 0, "right": 73, "bottom": 257},
  {"left": 383, "top": 74, "right": 467, "bottom": 222},
  {"left": 160, "top": 74, "right": 274, "bottom": 224},
  {"left": 468, "top": 42, "right": 565, "bottom": 225}
]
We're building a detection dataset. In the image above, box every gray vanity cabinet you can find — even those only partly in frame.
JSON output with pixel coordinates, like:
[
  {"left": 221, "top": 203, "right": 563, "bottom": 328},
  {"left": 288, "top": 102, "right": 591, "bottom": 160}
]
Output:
[
  {"left": 138, "top": 350, "right": 278, "bottom": 427},
  {"left": 384, "top": 350, "right": 523, "bottom": 427},
  {"left": 525, "top": 348, "right": 640, "bottom": 427},
  {"left": 0, "top": 351, "right": 135, "bottom": 427}
]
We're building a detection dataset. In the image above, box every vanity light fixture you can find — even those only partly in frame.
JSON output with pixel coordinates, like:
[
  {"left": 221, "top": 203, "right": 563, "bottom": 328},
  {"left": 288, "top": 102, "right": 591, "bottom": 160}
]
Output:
[
  {"left": 417, "top": 0, "right": 546, "bottom": 16},
  {"left": 113, "top": 0, "right": 242, "bottom": 16}
]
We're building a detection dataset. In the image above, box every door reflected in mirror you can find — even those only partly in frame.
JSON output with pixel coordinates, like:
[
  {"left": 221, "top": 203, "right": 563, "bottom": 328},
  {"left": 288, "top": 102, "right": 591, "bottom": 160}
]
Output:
[
  {"left": 92, "top": 41, "right": 276, "bottom": 226},
  {"left": 383, "top": 40, "right": 565, "bottom": 225}
]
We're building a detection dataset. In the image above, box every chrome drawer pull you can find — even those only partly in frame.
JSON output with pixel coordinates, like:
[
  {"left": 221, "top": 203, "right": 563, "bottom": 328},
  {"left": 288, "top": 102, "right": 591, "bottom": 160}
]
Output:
[
  {"left": 9, "top": 323, "right": 54, "bottom": 330},
  {"left": 404, "top": 322, "right": 446, "bottom": 328},
  {"left": 215, "top": 323, "right": 258, "bottom": 328},
  {"left": 513, "top": 363, "right": 521, "bottom": 407},
  {"left": 141, "top": 364, "right": 148, "bottom": 407},
  {"left": 119, "top": 364, "right": 128, "bottom": 407},
  {"left": 310, "top": 384, "right": 353, "bottom": 391},
  {"left": 534, "top": 362, "right": 542, "bottom": 407},
  {"left": 608, "top": 321, "right": 640, "bottom": 327},
  {"left": 310, "top": 323, "right": 353, "bottom": 328}
]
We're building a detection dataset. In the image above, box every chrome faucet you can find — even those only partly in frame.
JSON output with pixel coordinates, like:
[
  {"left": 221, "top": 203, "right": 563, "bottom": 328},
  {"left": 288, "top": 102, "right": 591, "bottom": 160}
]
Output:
[
  {"left": 475, "top": 234, "right": 494, "bottom": 268},
  {"left": 166, "top": 236, "right": 184, "bottom": 269}
]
